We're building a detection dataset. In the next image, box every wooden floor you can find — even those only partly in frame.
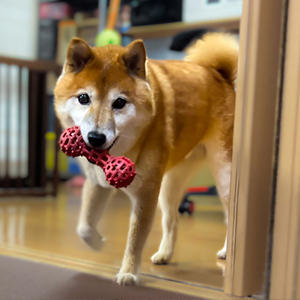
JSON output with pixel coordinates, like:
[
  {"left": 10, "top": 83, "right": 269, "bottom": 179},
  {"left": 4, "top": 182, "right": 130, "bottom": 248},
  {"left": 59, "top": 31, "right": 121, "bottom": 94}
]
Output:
[{"left": 0, "top": 183, "right": 228, "bottom": 298}]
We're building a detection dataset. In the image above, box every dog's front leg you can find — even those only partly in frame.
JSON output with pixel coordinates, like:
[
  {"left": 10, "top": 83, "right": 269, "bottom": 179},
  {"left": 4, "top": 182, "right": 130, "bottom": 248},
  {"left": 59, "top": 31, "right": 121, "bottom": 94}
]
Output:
[
  {"left": 115, "top": 181, "right": 161, "bottom": 285},
  {"left": 77, "top": 178, "right": 114, "bottom": 250}
]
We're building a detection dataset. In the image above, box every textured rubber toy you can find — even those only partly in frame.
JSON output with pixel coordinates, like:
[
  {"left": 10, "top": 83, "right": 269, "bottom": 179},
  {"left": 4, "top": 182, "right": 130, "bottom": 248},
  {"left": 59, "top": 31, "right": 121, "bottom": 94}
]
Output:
[{"left": 59, "top": 126, "right": 136, "bottom": 188}]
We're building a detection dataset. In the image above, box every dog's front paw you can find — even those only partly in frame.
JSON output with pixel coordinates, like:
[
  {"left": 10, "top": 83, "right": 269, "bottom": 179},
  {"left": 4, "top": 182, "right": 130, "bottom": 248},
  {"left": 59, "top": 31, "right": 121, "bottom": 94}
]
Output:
[
  {"left": 217, "top": 247, "right": 227, "bottom": 260},
  {"left": 115, "top": 272, "right": 138, "bottom": 286},
  {"left": 77, "top": 225, "right": 105, "bottom": 251},
  {"left": 151, "top": 251, "right": 172, "bottom": 265}
]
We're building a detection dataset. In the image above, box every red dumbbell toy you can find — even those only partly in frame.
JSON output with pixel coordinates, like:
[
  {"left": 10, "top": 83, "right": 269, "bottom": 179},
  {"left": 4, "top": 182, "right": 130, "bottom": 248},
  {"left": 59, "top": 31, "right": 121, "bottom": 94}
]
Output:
[{"left": 59, "top": 126, "right": 136, "bottom": 188}]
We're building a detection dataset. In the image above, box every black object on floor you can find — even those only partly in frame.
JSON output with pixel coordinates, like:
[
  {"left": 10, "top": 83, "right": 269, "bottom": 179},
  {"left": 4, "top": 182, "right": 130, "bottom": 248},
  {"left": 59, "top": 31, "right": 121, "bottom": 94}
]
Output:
[
  {"left": 179, "top": 199, "right": 195, "bottom": 215},
  {"left": 0, "top": 255, "right": 204, "bottom": 300},
  {"left": 179, "top": 186, "right": 218, "bottom": 215}
]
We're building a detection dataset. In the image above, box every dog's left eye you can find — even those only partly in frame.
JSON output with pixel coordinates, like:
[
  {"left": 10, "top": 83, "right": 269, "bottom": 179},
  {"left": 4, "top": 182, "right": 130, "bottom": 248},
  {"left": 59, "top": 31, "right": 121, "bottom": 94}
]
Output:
[
  {"left": 112, "top": 97, "right": 127, "bottom": 109},
  {"left": 78, "top": 93, "right": 90, "bottom": 105}
]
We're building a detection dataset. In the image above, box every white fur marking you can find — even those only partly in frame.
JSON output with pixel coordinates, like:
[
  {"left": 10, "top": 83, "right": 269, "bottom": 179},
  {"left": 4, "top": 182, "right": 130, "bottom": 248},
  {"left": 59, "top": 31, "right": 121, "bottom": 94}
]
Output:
[
  {"left": 60, "top": 87, "right": 98, "bottom": 144},
  {"left": 106, "top": 88, "right": 138, "bottom": 155}
]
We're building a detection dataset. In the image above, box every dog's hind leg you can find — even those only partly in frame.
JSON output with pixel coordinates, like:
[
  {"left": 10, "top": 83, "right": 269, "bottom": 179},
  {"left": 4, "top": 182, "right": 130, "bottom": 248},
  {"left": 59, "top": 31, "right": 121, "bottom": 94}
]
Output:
[
  {"left": 205, "top": 138, "right": 231, "bottom": 260},
  {"left": 77, "top": 179, "right": 114, "bottom": 250},
  {"left": 151, "top": 146, "right": 205, "bottom": 265}
]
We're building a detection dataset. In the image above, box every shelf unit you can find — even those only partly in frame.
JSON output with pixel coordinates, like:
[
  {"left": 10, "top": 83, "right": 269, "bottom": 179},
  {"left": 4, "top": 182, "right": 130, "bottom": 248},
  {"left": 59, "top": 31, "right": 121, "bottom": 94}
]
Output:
[
  {"left": 125, "top": 17, "right": 240, "bottom": 39},
  {"left": 73, "top": 17, "right": 240, "bottom": 40}
]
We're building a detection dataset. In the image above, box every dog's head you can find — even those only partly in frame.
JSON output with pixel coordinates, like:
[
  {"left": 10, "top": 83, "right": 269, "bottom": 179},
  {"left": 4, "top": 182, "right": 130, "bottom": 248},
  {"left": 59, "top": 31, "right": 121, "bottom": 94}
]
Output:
[{"left": 54, "top": 38, "right": 154, "bottom": 156}]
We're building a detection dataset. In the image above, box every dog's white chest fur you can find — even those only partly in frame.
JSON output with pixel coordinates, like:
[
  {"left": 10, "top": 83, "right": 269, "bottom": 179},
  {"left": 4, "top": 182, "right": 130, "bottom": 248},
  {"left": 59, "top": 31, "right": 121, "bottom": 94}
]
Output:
[{"left": 77, "top": 157, "right": 111, "bottom": 188}]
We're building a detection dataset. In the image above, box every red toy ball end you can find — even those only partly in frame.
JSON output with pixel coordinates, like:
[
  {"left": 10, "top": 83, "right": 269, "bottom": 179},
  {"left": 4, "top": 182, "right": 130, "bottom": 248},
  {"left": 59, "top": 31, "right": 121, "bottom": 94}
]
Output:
[
  {"left": 103, "top": 156, "right": 136, "bottom": 188},
  {"left": 59, "top": 126, "right": 86, "bottom": 157}
]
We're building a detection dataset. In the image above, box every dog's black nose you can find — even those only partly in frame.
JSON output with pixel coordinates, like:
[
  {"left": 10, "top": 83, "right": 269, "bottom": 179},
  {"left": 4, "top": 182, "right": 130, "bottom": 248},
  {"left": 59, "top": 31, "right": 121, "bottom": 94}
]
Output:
[{"left": 87, "top": 131, "right": 106, "bottom": 148}]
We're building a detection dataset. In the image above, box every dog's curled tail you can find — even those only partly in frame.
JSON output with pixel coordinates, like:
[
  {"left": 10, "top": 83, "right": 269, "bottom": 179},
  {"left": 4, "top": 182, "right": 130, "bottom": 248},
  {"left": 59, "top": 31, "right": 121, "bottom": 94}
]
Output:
[{"left": 185, "top": 32, "right": 238, "bottom": 84}]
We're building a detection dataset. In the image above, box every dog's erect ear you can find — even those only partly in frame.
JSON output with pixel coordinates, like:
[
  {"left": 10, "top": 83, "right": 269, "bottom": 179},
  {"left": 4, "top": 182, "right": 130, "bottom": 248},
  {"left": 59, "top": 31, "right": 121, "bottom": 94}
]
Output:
[
  {"left": 123, "top": 40, "right": 146, "bottom": 79},
  {"left": 65, "top": 38, "right": 93, "bottom": 73}
]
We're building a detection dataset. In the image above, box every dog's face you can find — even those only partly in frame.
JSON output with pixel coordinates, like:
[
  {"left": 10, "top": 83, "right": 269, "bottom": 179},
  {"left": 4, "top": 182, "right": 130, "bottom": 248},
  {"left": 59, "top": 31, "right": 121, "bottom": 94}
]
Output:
[{"left": 54, "top": 38, "right": 154, "bottom": 156}]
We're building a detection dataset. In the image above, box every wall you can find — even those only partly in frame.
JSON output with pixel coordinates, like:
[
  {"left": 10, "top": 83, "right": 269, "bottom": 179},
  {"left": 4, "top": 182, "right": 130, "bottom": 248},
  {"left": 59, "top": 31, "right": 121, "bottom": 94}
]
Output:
[{"left": 0, "top": 0, "right": 39, "bottom": 59}]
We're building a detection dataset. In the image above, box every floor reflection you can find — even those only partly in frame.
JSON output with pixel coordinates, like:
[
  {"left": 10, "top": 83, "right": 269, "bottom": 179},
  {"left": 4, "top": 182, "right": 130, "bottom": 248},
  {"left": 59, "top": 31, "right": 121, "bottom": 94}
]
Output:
[
  {"left": 0, "top": 184, "right": 226, "bottom": 288},
  {"left": 0, "top": 206, "right": 27, "bottom": 246}
]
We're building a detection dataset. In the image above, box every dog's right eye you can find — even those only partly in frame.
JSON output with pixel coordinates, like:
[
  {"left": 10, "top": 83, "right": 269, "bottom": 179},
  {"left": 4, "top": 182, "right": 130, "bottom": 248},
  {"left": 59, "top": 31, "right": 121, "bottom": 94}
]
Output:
[
  {"left": 112, "top": 97, "right": 127, "bottom": 109},
  {"left": 78, "top": 93, "right": 90, "bottom": 105}
]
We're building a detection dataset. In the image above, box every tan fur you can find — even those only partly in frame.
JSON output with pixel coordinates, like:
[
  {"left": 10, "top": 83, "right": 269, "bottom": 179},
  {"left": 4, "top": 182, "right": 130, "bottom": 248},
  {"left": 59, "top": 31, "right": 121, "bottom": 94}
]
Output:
[{"left": 54, "top": 33, "right": 238, "bottom": 285}]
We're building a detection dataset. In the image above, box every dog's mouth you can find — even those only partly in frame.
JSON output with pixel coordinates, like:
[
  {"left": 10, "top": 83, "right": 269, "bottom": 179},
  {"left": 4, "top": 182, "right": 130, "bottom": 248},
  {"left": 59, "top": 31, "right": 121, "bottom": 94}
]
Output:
[
  {"left": 86, "top": 137, "right": 118, "bottom": 152},
  {"left": 107, "top": 137, "right": 118, "bottom": 152}
]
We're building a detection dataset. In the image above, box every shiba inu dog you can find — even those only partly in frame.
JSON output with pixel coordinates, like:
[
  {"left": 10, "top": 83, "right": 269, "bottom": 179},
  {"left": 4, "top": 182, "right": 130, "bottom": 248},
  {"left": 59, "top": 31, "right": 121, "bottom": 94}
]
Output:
[{"left": 54, "top": 32, "right": 238, "bottom": 285}]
